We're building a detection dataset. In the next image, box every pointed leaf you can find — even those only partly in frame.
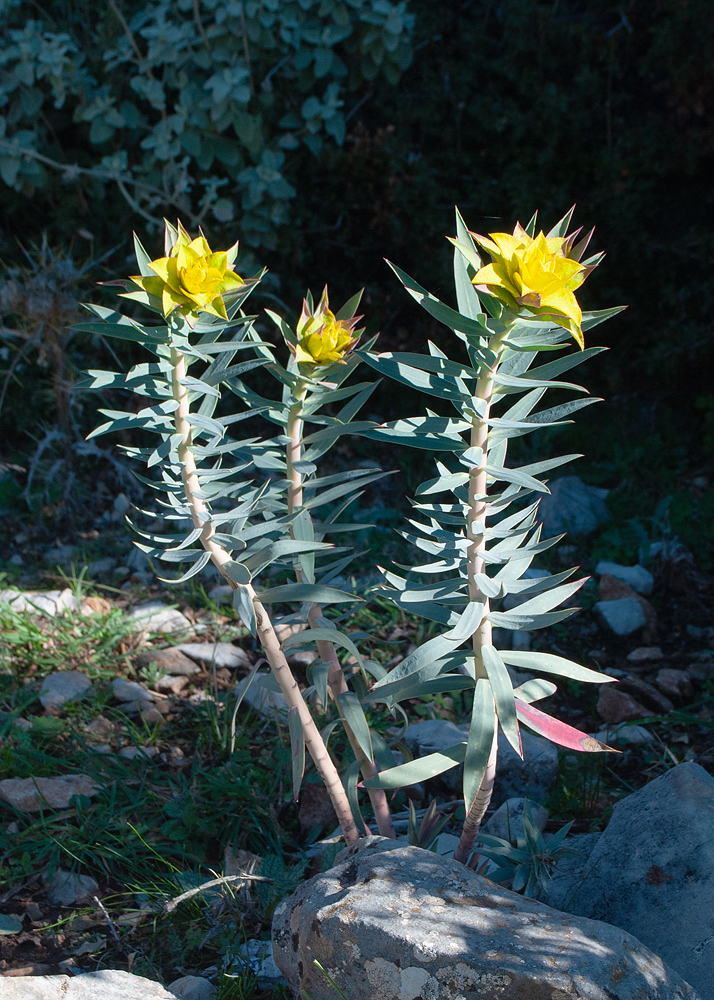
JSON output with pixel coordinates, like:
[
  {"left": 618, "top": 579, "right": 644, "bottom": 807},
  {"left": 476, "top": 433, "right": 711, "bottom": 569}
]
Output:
[
  {"left": 482, "top": 645, "right": 521, "bottom": 757},
  {"left": 361, "top": 743, "right": 467, "bottom": 789},
  {"left": 463, "top": 678, "right": 496, "bottom": 812},
  {"left": 257, "top": 583, "right": 359, "bottom": 605},
  {"left": 287, "top": 706, "right": 305, "bottom": 801},
  {"left": 515, "top": 698, "right": 614, "bottom": 752},
  {"left": 337, "top": 691, "right": 374, "bottom": 763},
  {"left": 232, "top": 584, "right": 256, "bottom": 636},
  {"left": 500, "top": 651, "right": 615, "bottom": 684}
]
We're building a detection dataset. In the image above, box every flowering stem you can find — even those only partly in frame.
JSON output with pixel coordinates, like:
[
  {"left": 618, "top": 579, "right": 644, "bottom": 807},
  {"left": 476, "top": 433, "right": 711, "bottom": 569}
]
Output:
[
  {"left": 454, "top": 330, "right": 508, "bottom": 865},
  {"left": 171, "top": 346, "right": 359, "bottom": 845},
  {"left": 286, "top": 378, "right": 395, "bottom": 839}
]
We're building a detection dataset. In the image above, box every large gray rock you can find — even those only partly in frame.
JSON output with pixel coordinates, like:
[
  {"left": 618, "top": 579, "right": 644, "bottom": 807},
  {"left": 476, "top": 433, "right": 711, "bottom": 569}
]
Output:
[
  {"left": 538, "top": 475, "right": 610, "bottom": 537},
  {"left": 566, "top": 763, "right": 714, "bottom": 1000},
  {"left": 273, "top": 839, "right": 698, "bottom": 1000},
  {"left": 39, "top": 671, "right": 92, "bottom": 711},
  {"left": 545, "top": 832, "right": 602, "bottom": 911},
  {"left": 0, "top": 969, "right": 180, "bottom": 999}
]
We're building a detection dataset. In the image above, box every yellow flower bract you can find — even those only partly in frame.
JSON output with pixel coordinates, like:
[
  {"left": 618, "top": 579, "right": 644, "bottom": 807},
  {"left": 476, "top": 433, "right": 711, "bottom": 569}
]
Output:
[
  {"left": 131, "top": 223, "right": 244, "bottom": 321},
  {"left": 295, "top": 289, "right": 360, "bottom": 366},
  {"left": 472, "top": 224, "right": 588, "bottom": 347}
]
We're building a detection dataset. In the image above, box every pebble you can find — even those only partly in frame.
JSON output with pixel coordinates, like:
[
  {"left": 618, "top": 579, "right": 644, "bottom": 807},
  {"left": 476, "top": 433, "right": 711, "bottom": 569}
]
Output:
[
  {"left": 655, "top": 668, "right": 693, "bottom": 702},
  {"left": 0, "top": 774, "right": 101, "bottom": 812},
  {"left": 594, "top": 597, "right": 646, "bottom": 636},
  {"left": 39, "top": 671, "right": 92, "bottom": 711},
  {"left": 175, "top": 641, "right": 251, "bottom": 670},
  {"left": 81, "top": 595, "right": 113, "bottom": 614},
  {"left": 596, "top": 686, "right": 649, "bottom": 724},
  {"left": 118, "top": 746, "right": 160, "bottom": 761},
  {"left": 112, "top": 678, "right": 155, "bottom": 703},
  {"left": 627, "top": 646, "right": 664, "bottom": 662},
  {"left": 598, "top": 575, "right": 658, "bottom": 641},
  {"left": 45, "top": 868, "right": 99, "bottom": 906},
  {"left": 140, "top": 707, "right": 165, "bottom": 725},
  {"left": 153, "top": 674, "right": 189, "bottom": 694},
  {"left": 595, "top": 560, "right": 654, "bottom": 595},
  {"left": 594, "top": 723, "right": 654, "bottom": 746},
  {"left": 84, "top": 715, "right": 117, "bottom": 737}
]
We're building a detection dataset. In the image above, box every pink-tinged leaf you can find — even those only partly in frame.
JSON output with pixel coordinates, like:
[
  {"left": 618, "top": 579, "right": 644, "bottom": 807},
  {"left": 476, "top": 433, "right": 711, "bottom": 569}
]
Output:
[{"left": 514, "top": 698, "right": 616, "bottom": 753}]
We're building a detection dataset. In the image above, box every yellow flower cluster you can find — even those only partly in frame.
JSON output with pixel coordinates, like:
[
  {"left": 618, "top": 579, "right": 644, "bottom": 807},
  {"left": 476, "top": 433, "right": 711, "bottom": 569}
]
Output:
[
  {"left": 131, "top": 223, "right": 243, "bottom": 321},
  {"left": 472, "top": 224, "right": 590, "bottom": 347},
  {"left": 294, "top": 289, "right": 360, "bottom": 366}
]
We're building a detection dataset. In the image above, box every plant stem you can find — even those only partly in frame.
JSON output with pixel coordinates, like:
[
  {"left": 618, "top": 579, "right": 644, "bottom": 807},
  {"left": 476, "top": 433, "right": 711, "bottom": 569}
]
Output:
[
  {"left": 171, "top": 347, "right": 359, "bottom": 845},
  {"left": 286, "top": 378, "right": 395, "bottom": 838},
  {"left": 454, "top": 331, "right": 507, "bottom": 864}
]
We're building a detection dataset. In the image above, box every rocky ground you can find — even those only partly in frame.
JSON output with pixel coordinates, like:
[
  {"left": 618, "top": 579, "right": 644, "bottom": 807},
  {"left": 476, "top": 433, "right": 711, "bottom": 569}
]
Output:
[{"left": 1, "top": 483, "right": 713, "bottom": 999}]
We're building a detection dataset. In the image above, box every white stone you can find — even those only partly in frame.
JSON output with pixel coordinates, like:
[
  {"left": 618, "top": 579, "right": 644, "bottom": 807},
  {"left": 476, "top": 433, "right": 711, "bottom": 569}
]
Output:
[
  {"left": 273, "top": 839, "right": 699, "bottom": 1000},
  {"left": 481, "top": 797, "right": 549, "bottom": 844},
  {"left": 45, "top": 867, "right": 99, "bottom": 906},
  {"left": 39, "top": 671, "right": 92, "bottom": 711},
  {"left": 0, "top": 969, "right": 182, "bottom": 998},
  {"left": 175, "top": 641, "right": 250, "bottom": 670},
  {"left": 127, "top": 601, "right": 193, "bottom": 634},
  {"left": 596, "top": 560, "right": 654, "bottom": 595},
  {"left": 567, "top": 762, "right": 714, "bottom": 1000},
  {"left": 594, "top": 597, "right": 646, "bottom": 635}
]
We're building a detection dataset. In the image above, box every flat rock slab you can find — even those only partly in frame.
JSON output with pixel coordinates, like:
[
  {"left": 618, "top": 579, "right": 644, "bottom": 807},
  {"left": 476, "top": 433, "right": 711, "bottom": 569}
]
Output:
[
  {"left": 175, "top": 642, "right": 250, "bottom": 670},
  {"left": 0, "top": 775, "right": 101, "bottom": 812},
  {"left": 273, "top": 838, "right": 698, "bottom": 1000},
  {"left": 126, "top": 601, "right": 193, "bottom": 634},
  {"left": 39, "top": 671, "right": 92, "bottom": 711},
  {"left": 0, "top": 970, "right": 181, "bottom": 998},
  {"left": 566, "top": 762, "right": 714, "bottom": 1000},
  {"left": 0, "top": 588, "right": 80, "bottom": 617},
  {"left": 134, "top": 648, "right": 201, "bottom": 676}
]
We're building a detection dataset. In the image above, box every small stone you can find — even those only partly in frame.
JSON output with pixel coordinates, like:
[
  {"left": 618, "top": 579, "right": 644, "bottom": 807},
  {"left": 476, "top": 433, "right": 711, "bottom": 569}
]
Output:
[
  {"left": 118, "top": 746, "right": 160, "bottom": 761},
  {"left": 153, "top": 674, "right": 189, "bottom": 694},
  {"left": 168, "top": 975, "right": 217, "bottom": 1000},
  {"left": 44, "top": 544, "right": 75, "bottom": 565},
  {"left": 686, "top": 657, "right": 714, "bottom": 683},
  {"left": 134, "top": 648, "right": 201, "bottom": 677},
  {"left": 9, "top": 552, "right": 24, "bottom": 566},
  {"left": 274, "top": 621, "right": 308, "bottom": 642},
  {"left": 595, "top": 560, "right": 654, "bottom": 595},
  {"left": 39, "top": 671, "right": 92, "bottom": 711},
  {"left": 656, "top": 668, "right": 693, "bottom": 702},
  {"left": 594, "top": 723, "right": 654, "bottom": 746},
  {"left": 84, "top": 715, "right": 117, "bottom": 737},
  {"left": 597, "top": 686, "right": 649, "bottom": 724},
  {"left": 81, "top": 595, "right": 113, "bottom": 615},
  {"left": 112, "top": 492, "right": 131, "bottom": 521},
  {"left": 140, "top": 707, "right": 165, "bottom": 725},
  {"left": 617, "top": 674, "right": 673, "bottom": 714},
  {"left": 594, "top": 597, "right": 646, "bottom": 636},
  {"left": 0, "top": 774, "right": 101, "bottom": 812},
  {"left": 598, "top": 575, "right": 658, "bottom": 641},
  {"left": 45, "top": 867, "right": 99, "bottom": 906},
  {"left": 627, "top": 646, "right": 664, "bottom": 662},
  {"left": 287, "top": 649, "right": 317, "bottom": 669},
  {"left": 235, "top": 940, "right": 284, "bottom": 982},
  {"left": 127, "top": 600, "right": 193, "bottom": 635},
  {"left": 480, "top": 797, "right": 549, "bottom": 844},
  {"left": 112, "top": 678, "right": 155, "bottom": 704},
  {"left": 87, "top": 743, "right": 112, "bottom": 754},
  {"left": 174, "top": 641, "right": 251, "bottom": 670}
]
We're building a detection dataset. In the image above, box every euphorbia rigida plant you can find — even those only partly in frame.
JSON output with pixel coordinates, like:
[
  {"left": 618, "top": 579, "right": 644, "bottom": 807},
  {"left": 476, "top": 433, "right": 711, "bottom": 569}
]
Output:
[
  {"left": 80, "top": 220, "right": 397, "bottom": 844},
  {"left": 354, "top": 208, "right": 625, "bottom": 863}
]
